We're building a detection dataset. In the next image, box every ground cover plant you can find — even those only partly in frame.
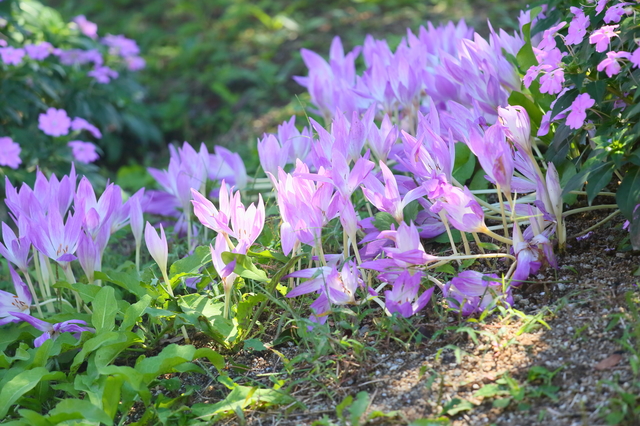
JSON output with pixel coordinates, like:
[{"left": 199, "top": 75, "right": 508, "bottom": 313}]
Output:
[{"left": 0, "top": 0, "right": 639, "bottom": 425}]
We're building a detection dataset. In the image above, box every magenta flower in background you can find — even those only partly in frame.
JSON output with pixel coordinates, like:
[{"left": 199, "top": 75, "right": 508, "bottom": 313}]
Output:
[
  {"left": 73, "top": 15, "right": 98, "bottom": 39},
  {"left": 24, "top": 42, "right": 53, "bottom": 61},
  {"left": 565, "top": 93, "right": 595, "bottom": 129},
  {"left": 38, "top": 108, "right": 71, "bottom": 137},
  {"left": 88, "top": 66, "right": 118, "bottom": 84},
  {"left": 596, "top": 0, "right": 609, "bottom": 14},
  {"left": 589, "top": 25, "right": 619, "bottom": 52},
  {"left": 0, "top": 47, "right": 25, "bottom": 65},
  {"left": 597, "top": 51, "right": 630, "bottom": 77},
  {"left": 536, "top": 21, "right": 566, "bottom": 51},
  {"left": 102, "top": 34, "right": 140, "bottom": 57},
  {"left": 0, "top": 265, "right": 32, "bottom": 326},
  {"left": 10, "top": 312, "right": 94, "bottom": 347},
  {"left": 71, "top": 117, "right": 102, "bottom": 139},
  {"left": 0, "top": 137, "right": 21, "bottom": 169},
  {"left": 125, "top": 56, "right": 146, "bottom": 71},
  {"left": 68, "top": 141, "right": 99, "bottom": 163}
]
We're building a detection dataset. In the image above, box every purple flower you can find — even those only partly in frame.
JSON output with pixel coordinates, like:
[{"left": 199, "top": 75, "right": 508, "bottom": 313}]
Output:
[
  {"left": 0, "top": 47, "right": 25, "bottom": 65},
  {"left": 512, "top": 223, "right": 556, "bottom": 285},
  {"left": 631, "top": 48, "right": 640, "bottom": 68},
  {"left": 68, "top": 141, "right": 99, "bottom": 163},
  {"left": 101, "top": 34, "right": 140, "bottom": 57},
  {"left": 0, "top": 265, "right": 32, "bottom": 326},
  {"left": 539, "top": 68, "right": 565, "bottom": 94},
  {"left": 0, "top": 137, "right": 21, "bottom": 169},
  {"left": 71, "top": 117, "right": 102, "bottom": 139},
  {"left": 38, "top": 108, "right": 71, "bottom": 137},
  {"left": 0, "top": 220, "right": 31, "bottom": 271},
  {"left": 566, "top": 93, "right": 595, "bottom": 129},
  {"left": 384, "top": 270, "right": 434, "bottom": 318},
  {"left": 125, "top": 56, "right": 145, "bottom": 71},
  {"left": 73, "top": 15, "right": 98, "bottom": 39},
  {"left": 565, "top": 8, "right": 590, "bottom": 46},
  {"left": 589, "top": 25, "right": 619, "bottom": 53},
  {"left": 537, "top": 21, "right": 566, "bottom": 51},
  {"left": 597, "top": 50, "right": 631, "bottom": 77},
  {"left": 24, "top": 42, "right": 53, "bottom": 60},
  {"left": 55, "top": 49, "right": 103, "bottom": 66},
  {"left": 145, "top": 222, "right": 169, "bottom": 277},
  {"left": 596, "top": 0, "right": 609, "bottom": 14},
  {"left": 10, "top": 312, "right": 94, "bottom": 347},
  {"left": 28, "top": 208, "right": 84, "bottom": 267},
  {"left": 498, "top": 106, "right": 531, "bottom": 154},
  {"left": 603, "top": 3, "right": 631, "bottom": 24},
  {"left": 443, "top": 271, "right": 512, "bottom": 316},
  {"left": 88, "top": 66, "right": 118, "bottom": 84}
]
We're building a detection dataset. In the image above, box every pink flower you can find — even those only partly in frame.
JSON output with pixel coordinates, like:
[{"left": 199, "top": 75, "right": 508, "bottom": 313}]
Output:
[
  {"left": 0, "top": 137, "right": 21, "bottom": 169},
  {"left": 24, "top": 42, "right": 53, "bottom": 60},
  {"left": 539, "top": 68, "right": 565, "bottom": 94},
  {"left": 38, "top": 108, "right": 71, "bottom": 137},
  {"left": 565, "top": 93, "right": 595, "bottom": 129},
  {"left": 68, "top": 141, "right": 99, "bottom": 163},
  {"left": 73, "top": 15, "right": 98, "bottom": 39},
  {"left": 88, "top": 66, "right": 118, "bottom": 84},
  {"left": 71, "top": 117, "right": 102, "bottom": 139},
  {"left": 537, "top": 21, "right": 566, "bottom": 51},
  {"left": 589, "top": 25, "right": 619, "bottom": 53},
  {"left": 0, "top": 47, "right": 25, "bottom": 65},
  {"left": 597, "top": 50, "right": 631, "bottom": 77}
]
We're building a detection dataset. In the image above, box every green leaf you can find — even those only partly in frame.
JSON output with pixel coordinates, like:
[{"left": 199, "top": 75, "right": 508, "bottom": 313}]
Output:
[
  {"left": 473, "top": 384, "right": 506, "bottom": 398},
  {"left": 191, "top": 384, "right": 294, "bottom": 420},
  {"left": 95, "top": 269, "right": 148, "bottom": 298},
  {"left": 0, "top": 368, "right": 66, "bottom": 418},
  {"left": 492, "top": 397, "right": 512, "bottom": 408},
  {"left": 408, "top": 419, "right": 451, "bottom": 426},
  {"left": 585, "top": 80, "right": 607, "bottom": 104},
  {"left": 617, "top": 166, "right": 640, "bottom": 220},
  {"left": 169, "top": 245, "right": 209, "bottom": 283},
  {"left": 248, "top": 249, "right": 289, "bottom": 264},
  {"left": 120, "top": 294, "right": 152, "bottom": 332},
  {"left": 349, "top": 391, "right": 370, "bottom": 425},
  {"left": 243, "top": 338, "right": 267, "bottom": 352},
  {"left": 221, "top": 252, "right": 270, "bottom": 282},
  {"left": 178, "top": 294, "right": 237, "bottom": 345},
  {"left": 441, "top": 398, "right": 474, "bottom": 416},
  {"left": 92, "top": 286, "right": 119, "bottom": 334},
  {"left": 47, "top": 399, "right": 112, "bottom": 425},
  {"left": 135, "top": 344, "right": 224, "bottom": 385},
  {"left": 70, "top": 331, "right": 123, "bottom": 374},
  {"left": 434, "top": 264, "right": 456, "bottom": 275},
  {"left": 101, "top": 375, "right": 125, "bottom": 420},
  {"left": 403, "top": 200, "right": 421, "bottom": 224},
  {"left": 372, "top": 211, "right": 398, "bottom": 231},
  {"left": 585, "top": 162, "right": 615, "bottom": 205},
  {"left": 452, "top": 143, "right": 475, "bottom": 185}
]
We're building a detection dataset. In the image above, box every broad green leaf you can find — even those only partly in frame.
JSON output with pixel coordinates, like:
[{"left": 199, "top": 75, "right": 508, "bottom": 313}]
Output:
[
  {"left": 585, "top": 162, "right": 615, "bottom": 205},
  {"left": 92, "top": 286, "right": 118, "bottom": 333},
  {"left": 191, "top": 384, "right": 294, "bottom": 420},
  {"left": 452, "top": 143, "right": 475, "bottom": 185},
  {"left": 13, "top": 409, "right": 52, "bottom": 426},
  {"left": 120, "top": 294, "right": 152, "bottom": 332},
  {"left": 349, "top": 392, "right": 370, "bottom": 425},
  {"left": 248, "top": 249, "right": 289, "bottom": 264},
  {"left": 95, "top": 268, "right": 148, "bottom": 298},
  {"left": 70, "top": 331, "right": 122, "bottom": 374},
  {"left": 372, "top": 211, "right": 398, "bottom": 231},
  {"left": 221, "top": 252, "right": 270, "bottom": 282},
  {"left": 101, "top": 375, "right": 125, "bottom": 420},
  {"left": 0, "top": 368, "right": 66, "bottom": 418},
  {"left": 617, "top": 166, "right": 640, "bottom": 219},
  {"left": 243, "top": 338, "right": 267, "bottom": 352},
  {"left": 440, "top": 397, "right": 474, "bottom": 416},
  {"left": 135, "top": 344, "right": 224, "bottom": 384},
  {"left": 169, "top": 245, "right": 209, "bottom": 283},
  {"left": 47, "top": 399, "right": 112, "bottom": 425}
]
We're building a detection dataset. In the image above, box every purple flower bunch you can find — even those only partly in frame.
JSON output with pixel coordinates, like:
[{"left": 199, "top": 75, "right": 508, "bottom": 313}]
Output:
[
  {"left": 0, "top": 165, "right": 145, "bottom": 346},
  {"left": 36, "top": 108, "right": 102, "bottom": 164}
]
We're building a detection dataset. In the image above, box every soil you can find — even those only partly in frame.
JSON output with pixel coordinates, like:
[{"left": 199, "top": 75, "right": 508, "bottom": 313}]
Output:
[{"left": 147, "top": 206, "right": 640, "bottom": 426}]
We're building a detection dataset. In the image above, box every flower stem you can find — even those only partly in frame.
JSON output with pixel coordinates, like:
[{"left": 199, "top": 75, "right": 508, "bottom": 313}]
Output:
[
  {"left": 22, "top": 269, "right": 43, "bottom": 318},
  {"left": 563, "top": 204, "right": 618, "bottom": 217},
  {"left": 569, "top": 210, "right": 621, "bottom": 239}
]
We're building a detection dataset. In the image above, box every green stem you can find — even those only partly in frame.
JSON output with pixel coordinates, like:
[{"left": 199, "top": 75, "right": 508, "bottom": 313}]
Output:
[
  {"left": 481, "top": 228, "right": 513, "bottom": 245},
  {"left": 569, "top": 210, "right": 620, "bottom": 239},
  {"left": 22, "top": 270, "right": 43, "bottom": 318},
  {"left": 562, "top": 204, "right": 618, "bottom": 218}
]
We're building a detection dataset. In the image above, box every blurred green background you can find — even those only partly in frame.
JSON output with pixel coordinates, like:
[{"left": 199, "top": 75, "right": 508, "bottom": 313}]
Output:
[{"left": 44, "top": 0, "right": 526, "bottom": 165}]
